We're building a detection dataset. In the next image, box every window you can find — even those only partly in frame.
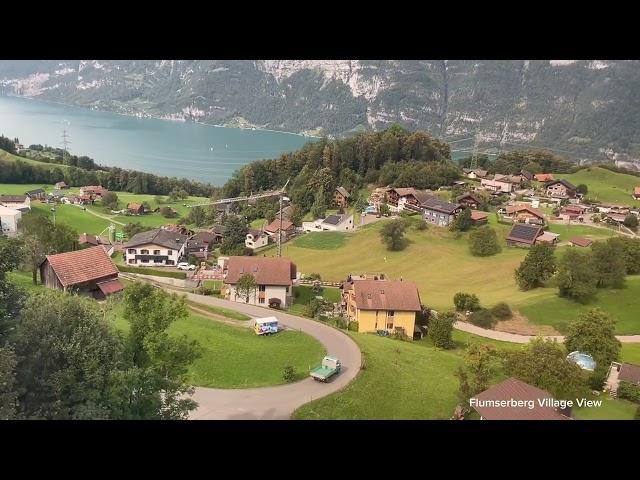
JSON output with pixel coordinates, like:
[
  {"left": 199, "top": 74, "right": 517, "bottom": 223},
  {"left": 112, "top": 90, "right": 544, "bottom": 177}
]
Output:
[
  {"left": 141, "top": 259, "right": 149, "bottom": 263},
  {"left": 259, "top": 285, "right": 266, "bottom": 292},
  {"left": 386, "top": 322, "right": 394, "bottom": 330},
  {"left": 167, "top": 250, "right": 173, "bottom": 255},
  {"left": 141, "top": 249, "right": 149, "bottom": 254},
  {"left": 128, "top": 249, "right": 136, "bottom": 254},
  {"left": 128, "top": 259, "right": 136, "bottom": 264},
  {"left": 153, "top": 250, "right": 160, "bottom": 255},
  {"left": 166, "top": 260, "right": 174, "bottom": 265},
  {"left": 258, "top": 297, "right": 265, "bottom": 304}
]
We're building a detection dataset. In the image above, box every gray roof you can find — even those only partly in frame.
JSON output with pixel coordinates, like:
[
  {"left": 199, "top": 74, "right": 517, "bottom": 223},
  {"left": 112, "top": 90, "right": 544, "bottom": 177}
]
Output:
[
  {"left": 507, "top": 223, "right": 543, "bottom": 244},
  {"left": 25, "top": 188, "right": 45, "bottom": 195},
  {"left": 547, "top": 179, "right": 577, "bottom": 190},
  {"left": 420, "top": 196, "right": 461, "bottom": 214},
  {"left": 335, "top": 186, "right": 351, "bottom": 198},
  {"left": 323, "top": 214, "right": 347, "bottom": 225},
  {"left": 124, "top": 228, "right": 189, "bottom": 249}
]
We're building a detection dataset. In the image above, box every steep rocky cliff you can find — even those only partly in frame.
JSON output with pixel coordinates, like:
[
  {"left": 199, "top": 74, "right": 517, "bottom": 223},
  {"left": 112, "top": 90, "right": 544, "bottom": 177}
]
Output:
[{"left": 1, "top": 60, "right": 639, "bottom": 166}]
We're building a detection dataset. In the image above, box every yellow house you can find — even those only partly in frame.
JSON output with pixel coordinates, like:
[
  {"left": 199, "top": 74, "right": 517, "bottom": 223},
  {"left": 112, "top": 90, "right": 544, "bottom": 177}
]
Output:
[{"left": 343, "top": 279, "right": 422, "bottom": 338}]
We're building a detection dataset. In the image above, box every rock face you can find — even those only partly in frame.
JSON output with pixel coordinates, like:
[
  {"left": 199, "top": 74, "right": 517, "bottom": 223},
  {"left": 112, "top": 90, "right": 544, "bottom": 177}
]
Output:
[{"left": 1, "top": 60, "right": 639, "bottom": 164}]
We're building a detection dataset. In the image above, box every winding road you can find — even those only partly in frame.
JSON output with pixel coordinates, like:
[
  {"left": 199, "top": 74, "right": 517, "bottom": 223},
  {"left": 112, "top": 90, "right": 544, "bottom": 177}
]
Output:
[{"left": 172, "top": 292, "right": 362, "bottom": 420}]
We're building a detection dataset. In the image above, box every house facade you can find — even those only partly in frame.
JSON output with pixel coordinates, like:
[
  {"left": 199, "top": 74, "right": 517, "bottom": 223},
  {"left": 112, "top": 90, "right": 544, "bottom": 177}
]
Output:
[
  {"left": 223, "top": 256, "right": 296, "bottom": 307},
  {"left": 0, "top": 205, "right": 22, "bottom": 237},
  {"left": 421, "top": 197, "right": 463, "bottom": 227},
  {"left": 79, "top": 185, "right": 108, "bottom": 198},
  {"left": 343, "top": 279, "right": 421, "bottom": 338},
  {"left": 127, "top": 202, "right": 145, "bottom": 215},
  {"left": 245, "top": 229, "right": 269, "bottom": 249},
  {"left": 0, "top": 195, "right": 31, "bottom": 211},
  {"left": 456, "top": 193, "right": 482, "bottom": 209},
  {"left": 302, "top": 213, "right": 354, "bottom": 232},
  {"left": 481, "top": 177, "right": 513, "bottom": 193},
  {"left": 334, "top": 186, "right": 351, "bottom": 208},
  {"left": 39, "top": 246, "right": 123, "bottom": 299},
  {"left": 545, "top": 180, "right": 577, "bottom": 199},
  {"left": 25, "top": 188, "right": 46, "bottom": 200},
  {"left": 386, "top": 187, "right": 416, "bottom": 211},
  {"left": 506, "top": 205, "right": 546, "bottom": 225},
  {"left": 123, "top": 228, "right": 188, "bottom": 266}
]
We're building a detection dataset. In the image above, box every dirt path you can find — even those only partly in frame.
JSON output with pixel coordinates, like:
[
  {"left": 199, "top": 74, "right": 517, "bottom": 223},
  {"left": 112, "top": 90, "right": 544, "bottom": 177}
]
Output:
[
  {"left": 77, "top": 204, "right": 125, "bottom": 226},
  {"left": 186, "top": 304, "right": 253, "bottom": 329}
]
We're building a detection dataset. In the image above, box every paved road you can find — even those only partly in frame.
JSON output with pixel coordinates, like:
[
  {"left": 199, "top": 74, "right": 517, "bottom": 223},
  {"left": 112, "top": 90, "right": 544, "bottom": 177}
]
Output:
[
  {"left": 168, "top": 292, "right": 362, "bottom": 420},
  {"left": 454, "top": 321, "right": 640, "bottom": 343}
]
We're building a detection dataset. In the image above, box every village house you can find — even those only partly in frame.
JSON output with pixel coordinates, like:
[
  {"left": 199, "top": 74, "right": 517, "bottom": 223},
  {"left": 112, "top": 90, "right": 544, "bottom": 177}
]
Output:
[
  {"left": 61, "top": 194, "right": 79, "bottom": 205},
  {"left": 470, "top": 210, "right": 489, "bottom": 226},
  {"left": 342, "top": 278, "right": 422, "bottom": 338},
  {"left": 264, "top": 218, "right": 296, "bottom": 240},
  {"left": 545, "top": 179, "right": 577, "bottom": 199},
  {"left": 385, "top": 187, "right": 417, "bottom": 211},
  {"left": 126, "top": 202, "right": 145, "bottom": 215},
  {"left": 334, "top": 186, "right": 351, "bottom": 208},
  {"left": 184, "top": 231, "right": 217, "bottom": 260},
  {"left": 559, "top": 204, "right": 588, "bottom": 221},
  {"left": 78, "top": 233, "right": 101, "bottom": 247},
  {"left": 569, "top": 236, "right": 593, "bottom": 248},
  {"left": 421, "top": 197, "right": 463, "bottom": 227},
  {"left": 79, "top": 185, "right": 108, "bottom": 198},
  {"left": 402, "top": 190, "right": 435, "bottom": 213},
  {"left": 534, "top": 173, "right": 555, "bottom": 182},
  {"left": 39, "top": 246, "right": 123, "bottom": 300},
  {"left": 25, "top": 188, "right": 46, "bottom": 200},
  {"left": 606, "top": 362, "right": 640, "bottom": 397},
  {"left": 55, "top": 181, "right": 69, "bottom": 190},
  {"left": 506, "top": 205, "right": 546, "bottom": 225},
  {"left": 123, "top": 228, "right": 189, "bottom": 266},
  {"left": 462, "top": 168, "right": 488, "bottom": 179},
  {"left": 520, "top": 170, "right": 534, "bottom": 182},
  {"left": 456, "top": 192, "right": 482, "bottom": 209},
  {"left": 303, "top": 213, "right": 354, "bottom": 232},
  {"left": 634, "top": 187, "right": 640, "bottom": 200},
  {"left": 209, "top": 225, "right": 225, "bottom": 243},
  {"left": 245, "top": 229, "right": 269, "bottom": 250},
  {"left": 471, "top": 378, "right": 572, "bottom": 420},
  {"left": 506, "top": 223, "right": 545, "bottom": 248},
  {"left": 0, "top": 194, "right": 31, "bottom": 211},
  {"left": 222, "top": 256, "right": 297, "bottom": 308},
  {"left": 480, "top": 176, "right": 515, "bottom": 193},
  {"left": 606, "top": 213, "right": 628, "bottom": 225},
  {"left": 0, "top": 205, "right": 22, "bottom": 237}
]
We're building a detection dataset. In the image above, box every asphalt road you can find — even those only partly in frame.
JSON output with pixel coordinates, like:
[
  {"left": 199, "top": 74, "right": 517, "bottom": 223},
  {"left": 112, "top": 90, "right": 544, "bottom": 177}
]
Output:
[{"left": 172, "top": 292, "right": 362, "bottom": 420}]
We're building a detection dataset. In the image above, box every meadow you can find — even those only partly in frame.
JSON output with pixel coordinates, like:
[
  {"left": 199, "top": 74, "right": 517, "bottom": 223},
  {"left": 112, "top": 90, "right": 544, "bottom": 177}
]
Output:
[{"left": 558, "top": 166, "right": 640, "bottom": 206}]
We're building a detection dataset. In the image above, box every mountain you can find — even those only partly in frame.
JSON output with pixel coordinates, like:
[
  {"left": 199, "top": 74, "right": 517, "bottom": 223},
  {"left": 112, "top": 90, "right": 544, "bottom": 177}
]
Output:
[{"left": 1, "top": 60, "right": 639, "bottom": 168}]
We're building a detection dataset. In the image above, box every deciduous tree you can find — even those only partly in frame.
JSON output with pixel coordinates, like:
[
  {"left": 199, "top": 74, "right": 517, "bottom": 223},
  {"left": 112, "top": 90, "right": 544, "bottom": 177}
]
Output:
[
  {"left": 565, "top": 308, "right": 621, "bottom": 367},
  {"left": 556, "top": 249, "right": 597, "bottom": 303},
  {"left": 514, "top": 243, "right": 557, "bottom": 290},
  {"left": 468, "top": 226, "right": 501, "bottom": 257},
  {"left": 379, "top": 218, "right": 407, "bottom": 251}
]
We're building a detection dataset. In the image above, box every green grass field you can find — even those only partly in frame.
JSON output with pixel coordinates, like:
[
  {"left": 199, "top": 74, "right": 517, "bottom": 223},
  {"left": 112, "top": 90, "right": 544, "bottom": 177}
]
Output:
[
  {"left": 0, "top": 183, "right": 53, "bottom": 195},
  {"left": 548, "top": 223, "right": 617, "bottom": 241},
  {"left": 573, "top": 396, "right": 637, "bottom": 420},
  {"left": 30, "top": 201, "right": 111, "bottom": 235},
  {"left": 112, "top": 311, "right": 325, "bottom": 388},
  {"left": 559, "top": 167, "right": 640, "bottom": 206},
  {"left": 621, "top": 343, "right": 640, "bottom": 364},
  {"left": 288, "top": 285, "right": 342, "bottom": 315},
  {"left": 0, "top": 148, "right": 73, "bottom": 169},
  {"left": 293, "top": 232, "right": 347, "bottom": 250},
  {"left": 185, "top": 300, "right": 250, "bottom": 321}
]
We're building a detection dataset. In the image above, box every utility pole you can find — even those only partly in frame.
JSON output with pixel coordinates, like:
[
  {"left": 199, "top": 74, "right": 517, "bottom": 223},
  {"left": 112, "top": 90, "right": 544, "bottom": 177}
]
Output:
[
  {"left": 277, "top": 179, "right": 290, "bottom": 258},
  {"left": 61, "top": 129, "right": 71, "bottom": 156},
  {"left": 469, "top": 132, "right": 479, "bottom": 170}
]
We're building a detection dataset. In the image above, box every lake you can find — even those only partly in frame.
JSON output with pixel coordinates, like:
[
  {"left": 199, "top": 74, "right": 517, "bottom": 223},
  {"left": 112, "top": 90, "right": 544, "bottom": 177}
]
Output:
[{"left": 0, "top": 95, "right": 312, "bottom": 185}]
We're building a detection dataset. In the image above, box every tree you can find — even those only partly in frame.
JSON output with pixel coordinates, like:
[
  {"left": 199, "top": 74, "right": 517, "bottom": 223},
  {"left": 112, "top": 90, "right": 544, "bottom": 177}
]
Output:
[
  {"left": 565, "top": 308, "right": 621, "bottom": 368},
  {"left": 353, "top": 197, "right": 367, "bottom": 214},
  {"left": 514, "top": 243, "right": 557, "bottom": 290},
  {"left": 123, "top": 222, "right": 153, "bottom": 238},
  {"left": 379, "top": 218, "right": 407, "bottom": 251},
  {"left": 168, "top": 188, "right": 189, "bottom": 201},
  {"left": 490, "top": 302, "right": 512, "bottom": 320},
  {"left": 0, "top": 347, "right": 18, "bottom": 419},
  {"left": 591, "top": 240, "right": 626, "bottom": 288},
  {"left": 453, "top": 292, "right": 480, "bottom": 312},
  {"left": 428, "top": 311, "right": 455, "bottom": 349},
  {"left": 289, "top": 205, "right": 304, "bottom": 227},
  {"left": 185, "top": 206, "right": 207, "bottom": 226},
  {"left": 160, "top": 206, "right": 177, "bottom": 218},
  {"left": 220, "top": 215, "right": 248, "bottom": 255},
  {"left": 608, "top": 237, "right": 640, "bottom": 274},
  {"left": 503, "top": 338, "right": 589, "bottom": 400},
  {"left": 154, "top": 195, "right": 164, "bottom": 205},
  {"left": 576, "top": 184, "right": 588, "bottom": 195},
  {"left": 0, "top": 236, "right": 27, "bottom": 337},
  {"left": 235, "top": 273, "right": 257, "bottom": 303},
  {"left": 450, "top": 208, "right": 472, "bottom": 232},
  {"left": 282, "top": 365, "right": 296, "bottom": 383},
  {"left": 556, "top": 249, "right": 597, "bottom": 303},
  {"left": 456, "top": 344, "right": 497, "bottom": 407},
  {"left": 101, "top": 191, "right": 119, "bottom": 210},
  {"left": 310, "top": 187, "right": 327, "bottom": 219},
  {"left": 624, "top": 214, "right": 639, "bottom": 230},
  {"left": 379, "top": 203, "right": 391, "bottom": 217},
  {"left": 468, "top": 226, "right": 501, "bottom": 257}
]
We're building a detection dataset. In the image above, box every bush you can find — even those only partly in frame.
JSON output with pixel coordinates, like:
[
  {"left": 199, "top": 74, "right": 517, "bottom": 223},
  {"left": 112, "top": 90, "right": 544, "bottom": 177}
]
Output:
[
  {"left": 282, "top": 365, "right": 296, "bottom": 383},
  {"left": 415, "top": 220, "right": 428, "bottom": 231},
  {"left": 469, "top": 226, "right": 501, "bottom": 257},
  {"left": 469, "top": 309, "right": 496, "bottom": 329},
  {"left": 118, "top": 265, "right": 187, "bottom": 279},
  {"left": 453, "top": 292, "right": 481, "bottom": 312},
  {"left": 490, "top": 302, "right": 512, "bottom": 320},
  {"left": 589, "top": 365, "right": 609, "bottom": 391},
  {"left": 348, "top": 321, "right": 359, "bottom": 332},
  {"left": 307, "top": 273, "right": 322, "bottom": 280},
  {"left": 333, "top": 317, "right": 348, "bottom": 330},
  {"left": 617, "top": 382, "right": 640, "bottom": 404},
  {"left": 428, "top": 311, "right": 456, "bottom": 349}
]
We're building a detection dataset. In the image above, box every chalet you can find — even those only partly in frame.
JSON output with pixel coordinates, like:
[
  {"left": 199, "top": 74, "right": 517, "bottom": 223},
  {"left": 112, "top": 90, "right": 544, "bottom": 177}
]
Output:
[
  {"left": 481, "top": 176, "right": 515, "bottom": 193},
  {"left": 421, "top": 197, "right": 463, "bottom": 227},
  {"left": 569, "top": 236, "right": 593, "bottom": 248},
  {"left": 534, "top": 173, "right": 555, "bottom": 182},
  {"left": 123, "top": 228, "right": 188, "bottom": 267},
  {"left": 386, "top": 187, "right": 416, "bottom": 211},
  {"left": 545, "top": 179, "right": 577, "bottom": 199},
  {"left": 559, "top": 205, "right": 588, "bottom": 221},
  {"left": 39, "top": 246, "right": 123, "bottom": 300},
  {"left": 403, "top": 190, "right": 435, "bottom": 212},
  {"left": 520, "top": 170, "right": 534, "bottom": 182},
  {"left": 245, "top": 229, "right": 269, "bottom": 250},
  {"left": 25, "top": 188, "right": 46, "bottom": 200},
  {"left": 264, "top": 218, "right": 296, "bottom": 240},
  {"left": 505, "top": 205, "right": 546, "bottom": 225},
  {"left": 462, "top": 168, "right": 488, "bottom": 179},
  {"left": 634, "top": 187, "right": 640, "bottom": 200},
  {"left": 55, "top": 181, "right": 69, "bottom": 190},
  {"left": 185, "top": 231, "right": 218, "bottom": 258},
  {"left": 209, "top": 225, "right": 225, "bottom": 243},
  {"left": 456, "top": 192, "right": 482, "bottom": 209},
  {"left": 77, "top": 195, "right": 93, "bottom": 205},
  {"left": 79, "top": 185, "right": 108, "bottom": 198},
  {"left": 334, "top": 186, "right": 351, "bottom": 208},
  {"left": 62, "top": 195, "right": 79, "bottom": 205},
  {"left": 506, "top": 223, "right": 545, "bottom": 247},
  {"left": 48, "top": 190, "right": 66, "bottom": 201},
  {"left": 606, "top": 213, "right": 627, "bottom": 225},
  {"left": 535, "top": 231, "right": 560, "bottom": 245},
  {"left": 0, "top": 205, "right": 22, "bottom": 237},
  {"left": 470, "top": 210, "right": 489, "bottom": 226},
  {"left": 126, "top": 202, "right": 145, "bottom": 215},
  {"left": 0, "top": 195, "right": 31, "bottom": 211},
  {"left": 342, "top": 279, "right": 422, "bottom": 338},
  {"left": 471, "top": 378, "right": 571, "bottom": 420},
  {"left": 303, "top": 213, "right": 354, "bottom": 232},
  {"left": 223, "top": 256, "right": 296, "bottom": 308}
]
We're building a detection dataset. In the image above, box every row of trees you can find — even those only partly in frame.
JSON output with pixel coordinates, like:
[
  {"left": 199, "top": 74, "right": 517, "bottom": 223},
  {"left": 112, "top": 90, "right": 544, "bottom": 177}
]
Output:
[{"left": 460, "top": 150, "right": 577, "bottom": 176}]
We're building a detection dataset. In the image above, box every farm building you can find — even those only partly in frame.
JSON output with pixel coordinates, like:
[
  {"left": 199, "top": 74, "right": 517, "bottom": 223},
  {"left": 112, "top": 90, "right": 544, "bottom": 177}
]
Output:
[
  {"left": 456, "top": 192, "right": 482, "bottom": 209},
  {"left": 506, "top": 223, "right": 545, "bottom": 248},
  {"left": 245, "top": 229, "right": 269, "bottom": 250},
  {"left": 0, "top": 195, "right": 31, "bottom": 211},
  {"left": 506, "top": 205, "right": 546, "bottom": 225},
  {"left": 569, "top": 236, "right": 593, "bottom": 248},
  {"left": 126, "top": 202, "right": 145, "bottom": 215},
  {"left": 334, "top": 186, "right": 351, "bottom": 208},
  {"left": 0, "top": 205, "right": 22, "bottom": 237},
  {"left": 470, "top": 210, "right": 489, "bottom": 225}
]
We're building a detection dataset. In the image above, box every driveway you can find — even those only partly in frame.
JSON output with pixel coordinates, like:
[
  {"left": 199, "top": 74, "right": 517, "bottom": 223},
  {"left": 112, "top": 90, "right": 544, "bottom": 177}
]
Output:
[{"left": 168, "top": 292, "right": 362, "bottom": 420}]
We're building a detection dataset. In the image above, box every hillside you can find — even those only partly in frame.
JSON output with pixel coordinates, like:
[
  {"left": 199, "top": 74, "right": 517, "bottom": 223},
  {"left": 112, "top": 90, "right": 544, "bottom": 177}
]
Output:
[
  {"left": 1, "top": 60, "right": 640, "bottom": 166},
  {"left": 558, "top": 166, "right": 640, "bottom": 205}
]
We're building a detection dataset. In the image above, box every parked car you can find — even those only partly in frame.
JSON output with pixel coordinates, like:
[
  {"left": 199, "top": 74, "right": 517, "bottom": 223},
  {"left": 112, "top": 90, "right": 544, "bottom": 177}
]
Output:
[{"left": 177, "top": 262, "right": 196, "bottom": 270}]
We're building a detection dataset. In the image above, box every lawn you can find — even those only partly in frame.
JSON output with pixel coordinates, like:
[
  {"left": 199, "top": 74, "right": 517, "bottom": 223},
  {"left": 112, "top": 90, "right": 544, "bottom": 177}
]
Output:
[
  {"left": 573, "top": 395, "right": 637, "bottom": 420},
  {"left": 559, "top": 167, "right": 640, "bottom": 206},
  {"left": 548, "top": 223, "right": 617, "bottom": 241},
  {"left": 518, "top": 276, "right": 640, "bottom": 334},
  {"left": 30, "top": 202, "right": 111, "bottom": 235},
  {"left": 293, "top": 232, "right": 348, "bottom": 250},
  {"left": 112, "top": 311, "right": 325, "bottom": 388},
  {"left": 7, "top": 270, "right": 42, "bottom": 292},
  {"left": 185, "top": 300, "right": 250, "bottom": 321},
  {"left": 0, "top": 183, "right": 53, "bottom": 195},
  {"left": 0, "top": 148, "right": 74, "bottom": 170},
  {"left": 288, "top": 285, "right": 342, "bottom": 316},
  {"left": 621, "top": 343, "right": 640, "bottom": 364}
]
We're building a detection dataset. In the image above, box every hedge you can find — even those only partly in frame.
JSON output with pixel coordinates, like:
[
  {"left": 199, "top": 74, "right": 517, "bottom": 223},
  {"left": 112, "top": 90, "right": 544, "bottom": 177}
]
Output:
[
  {"left": 118, "top": 265, "right": 187, "bottom": 279},
  {"left": 348, "top": 321, "right": 359, "bottom": 332},
  {"left": 617, "top": 382, "right": 640, "bottom": 404}
]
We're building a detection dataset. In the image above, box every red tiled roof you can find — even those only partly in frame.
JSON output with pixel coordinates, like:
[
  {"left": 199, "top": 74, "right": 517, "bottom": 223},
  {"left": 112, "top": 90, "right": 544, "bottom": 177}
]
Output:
[
  {"left": 127, "top": 202, "right": 143, "bottom": 210},
  {"left": 534, "top": 173, "right": 554, "bottom": 182},
  {"left": 224, "top": 256, "right": 296, "bottom": 286},
  {"left": 78, "top": 233, "right": 100, "bottom": 246},
  {"left": 96, "top": 278, "right": 124, "bottom": 295},
  {"left": 473, "top": 378, "right": 570, "bottom": 420},
  {"left": 265, "top": 219, "right": 294, "bottom": 233},
  {"left": 569, "top": 236, "right": 593, "bottom": 247},
  {"left": 506, "top": 204, "right": 545, "bottom": 219},
  {"left": 619, "top": 363, "right": 640, "bottom": 385},
  {"left": 470, "top": 210, "right": 488, "bottom": 221},
  {"left": 43, "top": 246, "right": 119, "bottom": 287},
  {"left": 634, "top": 186, "right": 640, "bottom": 196},
  {"left": 351, "top": 280, "right": 421, "bottom": 312}
]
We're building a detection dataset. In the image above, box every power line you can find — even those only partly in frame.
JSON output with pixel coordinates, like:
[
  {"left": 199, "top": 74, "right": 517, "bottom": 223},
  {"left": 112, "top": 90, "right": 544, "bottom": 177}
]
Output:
[{"left": 61, "top": 129, "right": 71, "bottom": 154}]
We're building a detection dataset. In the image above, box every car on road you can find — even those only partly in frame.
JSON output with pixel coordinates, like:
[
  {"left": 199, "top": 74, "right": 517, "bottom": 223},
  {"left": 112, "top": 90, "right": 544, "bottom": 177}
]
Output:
[
  {"left": 310, "top": 355, "right": 341, "bottom": 382},
  {"left": 177, "top": 262, "right": 196, "bottom": 270}
]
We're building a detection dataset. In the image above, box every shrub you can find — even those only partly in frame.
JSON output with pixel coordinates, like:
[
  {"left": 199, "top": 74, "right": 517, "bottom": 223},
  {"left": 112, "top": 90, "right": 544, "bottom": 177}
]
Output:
[
  {"left": 617, "top": 382, "right": 640, "bottom": 404},
  {"left": 348, "top": 321, "right": 359, "bottom": 332},
  {"left": 415, "top": 219, "right": 428, "bottom": 231},
  {"left": 453, "top": 292, "right": 481, "bottom": 312},
  {"left": 588, "top": 365, "right": 609, "bottom": 391},
  {"left": 282, "top": 365, "right": 296, "bottom": 383},
  {"left": 490, "top": 302, "right": 512, "bottom": 320},
  {"left": 118, "top": 265, "right": 187, "bottom": 279},
  {"left": 428, "top": 311, "right": 456, "bottom": 349},
  {"left": 307, "top": 273, "right": 322, "bottom": 280},
  {"left": 333, "top": 318, "right": 348, "bottom": 330},
  {"left": 468, "top": 226, "right": 501, "bottom": 257},
  {"left": 469, "top": 309, "right": 496, "bottom": 329}
]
